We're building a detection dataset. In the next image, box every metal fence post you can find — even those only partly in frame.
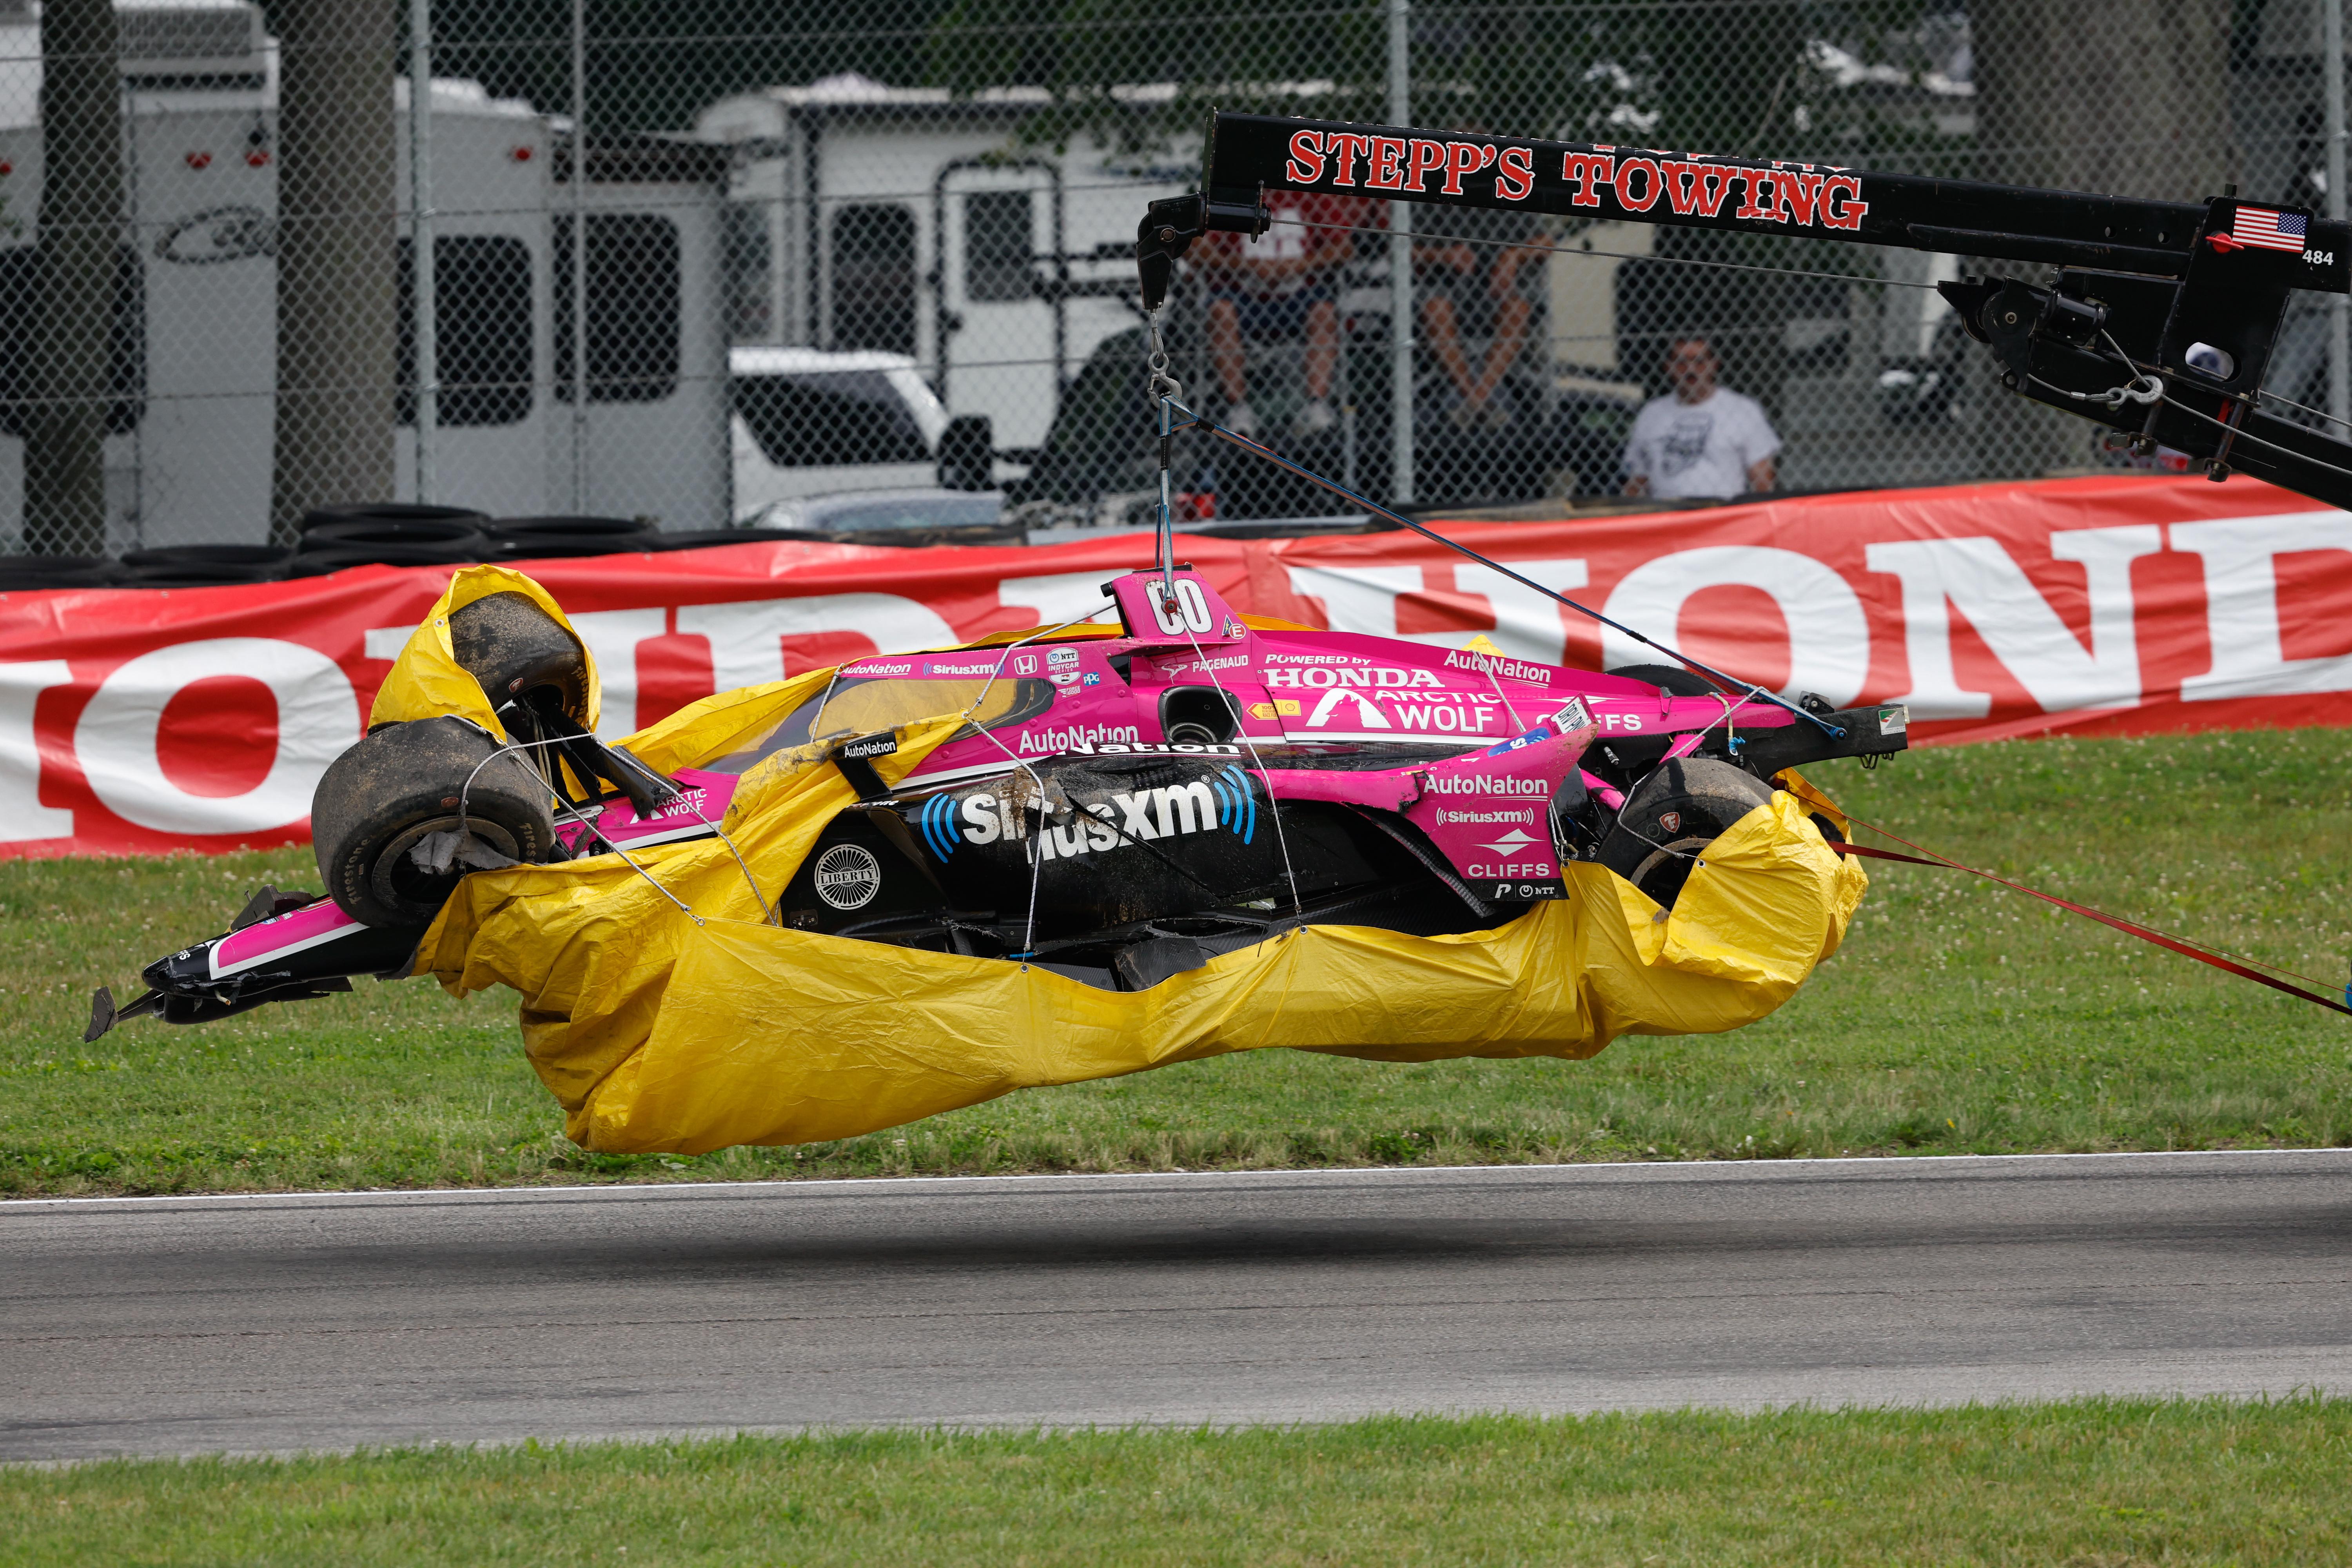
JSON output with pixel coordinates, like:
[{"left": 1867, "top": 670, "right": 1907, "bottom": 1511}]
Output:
[
  {"left": 570, "top": 0, "right": 589, "bottom": 510},
  {"left": 1387, "top": 0, "right": 1413, "bottom": 507},
  {"left": 2327, "top": 0, "right": 2348, "bottom": 428},
  {"left": 408, "top": 0, "right": 436, "bottom": 503}
]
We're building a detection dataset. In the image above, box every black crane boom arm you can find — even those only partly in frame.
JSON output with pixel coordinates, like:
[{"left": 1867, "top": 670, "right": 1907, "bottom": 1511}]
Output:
[{"left": 1136, "top": 111, "right": 2352, "bottom": 509}]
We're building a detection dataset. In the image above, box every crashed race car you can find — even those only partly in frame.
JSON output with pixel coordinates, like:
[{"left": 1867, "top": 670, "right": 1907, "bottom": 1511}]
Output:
[{"left": 95, "top": 562, "right": 1888, "bottom": 1150}]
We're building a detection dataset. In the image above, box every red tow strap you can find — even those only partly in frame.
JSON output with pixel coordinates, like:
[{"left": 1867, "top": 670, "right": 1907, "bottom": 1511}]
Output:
[{"left": 1827, "top": 835, "right": 2352, "bottom": 1019}]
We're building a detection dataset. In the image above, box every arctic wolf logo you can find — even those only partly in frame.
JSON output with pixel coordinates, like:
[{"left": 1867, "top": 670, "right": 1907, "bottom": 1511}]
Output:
[{"left": 915, "top": 767, "right": 1260, "bottom": 864}]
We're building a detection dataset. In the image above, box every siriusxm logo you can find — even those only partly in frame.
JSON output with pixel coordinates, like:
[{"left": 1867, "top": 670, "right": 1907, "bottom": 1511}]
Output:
[{"left": 914, "top": 767, "right": 1260, "bottom": 863}]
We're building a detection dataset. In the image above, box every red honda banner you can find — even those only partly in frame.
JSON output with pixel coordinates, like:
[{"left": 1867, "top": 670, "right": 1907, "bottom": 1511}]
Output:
[{"left": 3, "top": 473, "right": 2346, "bottom": 859}]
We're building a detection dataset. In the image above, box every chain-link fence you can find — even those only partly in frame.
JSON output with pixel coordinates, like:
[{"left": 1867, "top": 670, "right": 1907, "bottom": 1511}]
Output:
[{"left": 0, "top": 0, "right": 2334, "bottom": 568}]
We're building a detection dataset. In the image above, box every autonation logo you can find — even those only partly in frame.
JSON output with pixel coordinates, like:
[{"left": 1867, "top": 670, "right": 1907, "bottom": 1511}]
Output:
[{"left": 1424, "top": 774, "right": 1551, "bottom": 797}]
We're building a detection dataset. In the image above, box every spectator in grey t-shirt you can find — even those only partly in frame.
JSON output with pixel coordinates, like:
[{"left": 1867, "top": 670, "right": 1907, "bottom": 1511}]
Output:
[{"left": 1622, "top": 334, "right": 1781, "bottom": 500}]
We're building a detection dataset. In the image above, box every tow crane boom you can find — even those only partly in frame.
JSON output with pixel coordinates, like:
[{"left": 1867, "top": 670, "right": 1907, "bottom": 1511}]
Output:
[{"left": 1138, "top": 112, "right": 2352, "bottom": 508}]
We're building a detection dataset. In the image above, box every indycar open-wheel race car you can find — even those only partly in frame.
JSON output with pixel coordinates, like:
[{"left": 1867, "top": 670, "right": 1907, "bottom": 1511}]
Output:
[
  {"left": 96, "top": 562, "right": 1888, "bottom": 1152},
  {"left": 92, "top": 100, "right": 2352, "bottom": 1145}
]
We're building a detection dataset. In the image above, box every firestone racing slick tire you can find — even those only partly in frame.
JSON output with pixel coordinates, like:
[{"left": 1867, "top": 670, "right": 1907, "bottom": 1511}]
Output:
[
  {"left": 1595, "top": 757, "right": 1775, "bottom": 911},
  {"left": 447, "top": 590, "right": 589, "bottom": 718},
  {"left": 312, "top": 716, "right": 559, "bottom": 928}
]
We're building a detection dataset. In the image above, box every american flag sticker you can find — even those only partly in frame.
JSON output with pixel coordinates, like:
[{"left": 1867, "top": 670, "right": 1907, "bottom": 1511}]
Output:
[{"left": 2230, "top": 205, "right": 2309, "bottom": 254}]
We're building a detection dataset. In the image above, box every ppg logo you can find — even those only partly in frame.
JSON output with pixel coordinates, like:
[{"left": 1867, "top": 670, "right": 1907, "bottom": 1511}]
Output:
[{"left": 1148, "top": 577, "right": 1216, "bottom": 638}]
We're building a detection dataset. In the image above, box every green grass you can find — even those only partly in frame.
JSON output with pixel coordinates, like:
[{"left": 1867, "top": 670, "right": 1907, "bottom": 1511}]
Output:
[
  {"left": 5, "top": 1398, "right": 2347, "bottom": 1565},
  {"left": 5, "top": 728, "right": 2351, "bottom": 1197}
]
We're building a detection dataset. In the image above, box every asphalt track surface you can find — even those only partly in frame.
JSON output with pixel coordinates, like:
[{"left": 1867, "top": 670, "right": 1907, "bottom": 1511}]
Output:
[{"left": 6, "top": 1149, "right": 2352, "bottom": 1461}]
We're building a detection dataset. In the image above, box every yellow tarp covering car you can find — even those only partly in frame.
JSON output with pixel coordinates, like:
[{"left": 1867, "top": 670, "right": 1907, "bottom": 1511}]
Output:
[{"left": 383, "top": 568, "right": 1867, "bottom": 1154}]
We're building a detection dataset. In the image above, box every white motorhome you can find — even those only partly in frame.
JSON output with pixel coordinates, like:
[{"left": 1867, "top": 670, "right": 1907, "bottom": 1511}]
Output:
[
  {"left": 0, "top": 1, "right": 731, "bottom": 550},
  {"left": 693, "top": 75, "right": 1191, "bottom": 460}
]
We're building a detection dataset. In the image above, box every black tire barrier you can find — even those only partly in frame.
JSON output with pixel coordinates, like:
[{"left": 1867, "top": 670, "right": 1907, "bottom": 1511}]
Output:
[
  {"left": 484, "top": 535, "right": 659, "bottom": 560},
  {"left": 285, "top": 544, "right": 478, "bottom": 576},
  {"left": 296, "top": 517, "right": 487, "bottom": 566},
  {"left": 311, "top": 715, "right": 559, "bottom": 928},
  {"left": 480, "top": 516, "right": 657, "bottom": 561},
  {"left": 118, "top": 544, "right": 293, "bottom": 587},
  {"left": 0, "top": 555, "right": 122, "bottom": 590},
  {"left": 484, "top": 515, "right": 647, "bottom": 538},
  {"left": 298, "top": 502, "right": 488, "bottom": 534},
  {"left": 640, "top": 528, "right": 825, "bottom": 551}
]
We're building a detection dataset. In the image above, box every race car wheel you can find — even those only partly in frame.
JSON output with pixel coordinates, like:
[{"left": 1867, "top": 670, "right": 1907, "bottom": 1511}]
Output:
[
  {"left": 312, "top": 716, "right": 559, "bottom": 927},
  {"left": 1596, "top": 757, "right": 1775, "bottom": 911},
  {"left": 448, "top": 590, "right": 588, "bottom": 719},
  {"left": 1606, "top": 663, "right": 1720, "bottom": 699}
]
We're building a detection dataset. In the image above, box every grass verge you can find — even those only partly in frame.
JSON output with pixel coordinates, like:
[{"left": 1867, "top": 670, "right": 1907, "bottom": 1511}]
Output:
[
  {"left": 4, "top": 1397, "right": 2345, "bottom": 1566},
  {"left": 5, "top": 727, "right": 2351, "bottom": 1196}
]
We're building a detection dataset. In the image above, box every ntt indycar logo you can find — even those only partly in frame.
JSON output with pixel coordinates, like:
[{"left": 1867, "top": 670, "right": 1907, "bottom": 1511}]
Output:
[
  {"left": 1423, "top": 774, "right": 1550, "bottom": 797},
  {"left": 915, "top": 767, "right": 1261, "bottom": 862}
]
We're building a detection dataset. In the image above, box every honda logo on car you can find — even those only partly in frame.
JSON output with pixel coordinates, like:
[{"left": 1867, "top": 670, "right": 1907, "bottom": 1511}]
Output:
[{"left": 1264, "top": 665, "right": 1442, "bottom": 688}]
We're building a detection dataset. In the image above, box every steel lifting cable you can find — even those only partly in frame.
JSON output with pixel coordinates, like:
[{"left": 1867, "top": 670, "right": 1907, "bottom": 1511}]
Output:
[
  {"left": 453, "top": 734, "right": 713, "bottom": 927},
  {"left": 1143, "top": 313, "right": 1310, "bottom": 918},
  {"left": 1159, "top": 396, "right": 1843, "bottom": 738},
  {"left": 1829, "top": 816, "right": 2352, "bottom": 1019},
  {"left": 960, "top": 603, "right": 1124, "bottom": 963}
]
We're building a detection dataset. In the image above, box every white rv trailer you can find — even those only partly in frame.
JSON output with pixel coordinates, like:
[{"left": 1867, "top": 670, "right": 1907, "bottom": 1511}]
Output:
[
  {"left": 693, "top": 74, "right": 1195, "bottom": 458},
  {"left": 0, "top": 1, "right": 730, "bottom": 551}
]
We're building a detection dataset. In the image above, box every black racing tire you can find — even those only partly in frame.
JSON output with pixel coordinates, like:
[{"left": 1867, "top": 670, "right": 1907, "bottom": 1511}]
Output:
[
  {"left": 1596, "top": 757, "right": 1775, "bottom": 910},
  {"left": 312, "top": 717, "right": 559, "bottom": 927},
  {"left": 447, "top": 590, "right": 588, "bottom": 718},
  {"left": 1606, "top": 663, "right": 1720, "bottom": 698}
]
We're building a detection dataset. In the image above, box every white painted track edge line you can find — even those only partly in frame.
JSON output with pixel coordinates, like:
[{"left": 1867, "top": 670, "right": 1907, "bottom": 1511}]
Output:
[{"left": 6, "top": 1145, "right": 2349, "bottom": 1213}]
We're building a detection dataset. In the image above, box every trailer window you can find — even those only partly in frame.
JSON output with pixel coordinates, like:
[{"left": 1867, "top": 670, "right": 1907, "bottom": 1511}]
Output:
[
  {"left": 722, "top": 201, "right": 773, "bottom": 342},
  {"left": 0, "top": 244, "right": 144, "bottom": 438},
  {"left": 734, "top": 370, "right": 929, "bottom": 466},
  {"left": 399, "top": 235, "right": 533, "bottom": 427},
  {"left": 829, "top": 204, "right": 916, "bottom": 356},
  {"left": 964, "top": 191, "right": 1033, "bottom": 303},
  {"left": 554, "top": 213, "right": 681, "bottom": 403}
]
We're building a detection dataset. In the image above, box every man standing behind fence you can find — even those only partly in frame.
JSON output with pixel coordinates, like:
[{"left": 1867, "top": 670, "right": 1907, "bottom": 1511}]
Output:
[{"left": 1622, "top": 334, "right": 1780, "bottom": 500}]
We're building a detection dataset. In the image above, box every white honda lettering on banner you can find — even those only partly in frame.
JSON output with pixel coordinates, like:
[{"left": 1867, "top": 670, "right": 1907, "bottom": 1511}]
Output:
[
  {"left": 2171, "top": 513, "right": 2352, "bottom": 700},
  {"left": 73, "top": 639, "right": 360, "bottom": 835},
  {"left": 677, "top": 594, "right": 959, "bottom": 689},
  {"left": 6, "top": 478, "right": 2350, "bottom": 860},
  {"left": 0, "top": 661, "right": 74, "bottom": 843},
  {"left": 996, "top": 571, "right": 1119, "bottom": 628},
  {"left": 1283, "top": 559, "right": 1589, "bottom": 662},
  {"left": 1866, "top": 526, "right": 2161, "bottom": 718},
  {"left": 1602, "top": 546, "right": 1872, "bottom": 706}
]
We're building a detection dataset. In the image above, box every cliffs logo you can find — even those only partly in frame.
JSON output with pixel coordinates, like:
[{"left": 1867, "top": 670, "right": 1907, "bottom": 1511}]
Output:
[{"left": 916, "top": 766, "right": 1261, "bottom": 864}]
